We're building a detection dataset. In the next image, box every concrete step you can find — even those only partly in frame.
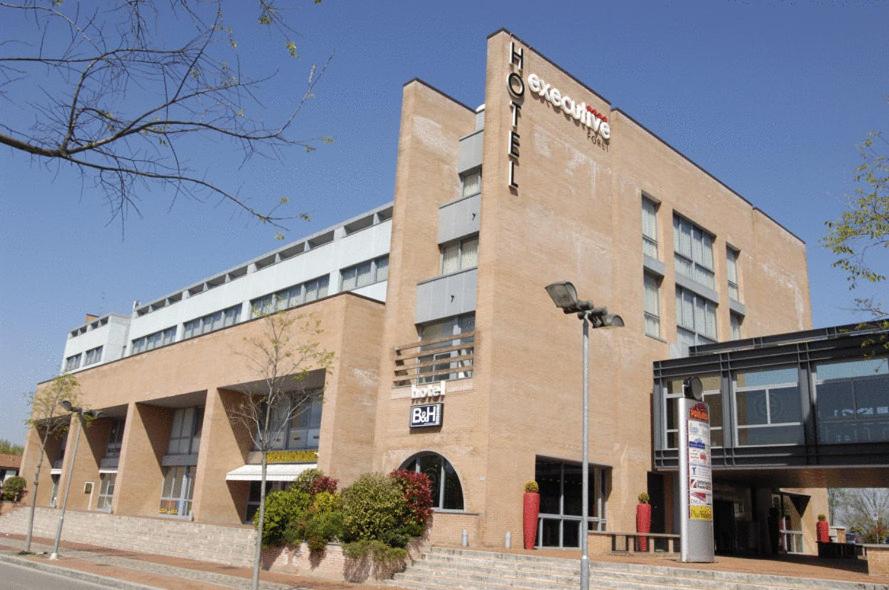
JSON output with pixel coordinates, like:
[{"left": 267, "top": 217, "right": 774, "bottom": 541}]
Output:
[{"left": 401, "top": 547, "right": 887, "bottom": 590}]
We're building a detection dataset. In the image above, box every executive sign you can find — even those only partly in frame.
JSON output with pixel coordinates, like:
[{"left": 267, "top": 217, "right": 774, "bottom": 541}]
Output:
[{"left": 410, "top": 403, "right": 443, "bottom": 429}]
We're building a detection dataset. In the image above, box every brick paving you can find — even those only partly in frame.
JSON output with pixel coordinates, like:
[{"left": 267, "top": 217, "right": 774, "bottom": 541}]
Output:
[{"left": 0, "top": 533, "right": 405, "bottom": 590}]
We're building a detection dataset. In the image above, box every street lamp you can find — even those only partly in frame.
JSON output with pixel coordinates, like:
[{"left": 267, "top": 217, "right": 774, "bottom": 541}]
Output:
[
  {"left": 50, "top": 401, "right": 99, "bottom": 560},
  {"left": 545, "top": 281, "right": 623, "bottom": 590}
]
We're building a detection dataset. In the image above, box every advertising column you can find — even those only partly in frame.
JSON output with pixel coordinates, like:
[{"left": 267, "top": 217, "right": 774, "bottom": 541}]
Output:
[{"left": 678, "top": 398, "right": 715, "bottom": 562}]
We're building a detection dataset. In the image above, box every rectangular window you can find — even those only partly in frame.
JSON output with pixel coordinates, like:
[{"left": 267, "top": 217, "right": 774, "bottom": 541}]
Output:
[
  {"left": 675, "top": 286, "right": 717, "bottom": 346},
  {"left": 673, "top": 215, "right": 715, "bottom": 289},
  {"left": 417, "top": 313, "right": 475, "bottom": 383},
  {"left": 643, "top": 272, "right": 661, "bottom": 338},
  {"left": 105, "top": 419, "right": 124, "bottom": 458},
  {"left": 96, "top": 473, "right": 116, "bottom": 512},
  {"left": 440, "top": 236, "right": 479, "bottom": 274},
  {"left": 167, "top": 407, "right": 203, "bottom": 456},
  {"left": 183, "top": 305, "right": 241, "bottom": 339},
  {"left": 131, "top": 326, "right": 176, "bottom": 354},
  {"left": 339, "top": 256, "right": 388, "bottom": 292},
  {"left": 245, "top": 481, "right": 289, "bottom": 522},
  {"left": 257, "top": 391, "right": 324, "bottom": 451},
  {"left": 727, "top": 247, "right": 740, "bottom": 301},
  {"left": 461, "top": 169, "right": 481, "bottom": 198},
  {"left": 663, "top": 375, "right": 723, "bottom": 449},
  {"left": 815, "top": 357, "right": 889, "bottom": 444},
  {"left": 159, "top": 465, "right": 195, "bottom": 518},
  {"left": 536, "top": 458, "right": 608, "bottom": 548},
  {"left": 641, "top": 196, "right": 659, "bottom": 258},
  {"left": 730, "top": 312, "right": 743, "bottom": 340},
  {"left": 734, "top": 367, "right": 803, "bottom": 446},
  {"left": 64, "top": 354, "right": 82, "bottom": 372},
  {"left": 83, "top": 346, "right": 103, "bottom": 366}
]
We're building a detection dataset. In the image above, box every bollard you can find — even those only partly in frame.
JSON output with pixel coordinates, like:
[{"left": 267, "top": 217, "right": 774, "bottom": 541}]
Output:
[
  {"left": 504, "top": 531, "right": 512, "bottom": 549},
  {"left": 461, "top": 528, "right": 469, "bottom": 547}
]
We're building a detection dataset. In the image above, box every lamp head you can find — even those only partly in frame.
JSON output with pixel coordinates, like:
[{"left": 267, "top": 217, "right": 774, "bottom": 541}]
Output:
[
  {"left": 545, "top": 281, "right": 579, "bottom": 313},
  {"left": 683, "top": 377, "right": 704, "bottom": 401},
  {"left": 603, "top": 314, "right": 624, "bottom": 328},
  {"left": 60, "top": 400, "right": 74, "bottom": 412}
]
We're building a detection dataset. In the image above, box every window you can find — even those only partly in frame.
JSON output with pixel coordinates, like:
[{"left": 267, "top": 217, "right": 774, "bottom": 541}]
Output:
[
  {"left": 340, "top": 255, "right": 389, "bottom": 290},
  {"left": 401, "top": 452, "right": 464, "bottom": 510},
  {"left": 815, "top": 357, "right": 889, "bottom": 444},
  {"left": 83, "top": 346, "right": 103, "bottom": 366},
  {"left": 64, "top": 354, "right": 82, "bottom": 372},
  {"left": 183, "top": 305, "right": 241, "bottom": 338},
  {"left": 245, "top": 481, "right": 289, "bottom": 522},
  {"left": 159, "top": 465, "right": 195, "bottom": 517},
  {"left": 536, "top": 458, "right": 608, "bottom": 548},
  {"left": 734, "top": 367, "right": 803, "bottom": 446},
  {"left": 96, "top": 473, "right": 116, "bottom": 512},
  {"left": 675, "top": 286, "right": 717, "bottom": 347},
  {"left": 258, "top": 392, "right": 323, "bottom": 451},
  {"left": 105, "top": 419, "right": 124, "bottom": 458},
  {"left": 460, "top": 169, "right": 481, "bottom": 198},
  {"left": 643, "top": 272, "right": 661, "bottom": 338},
  {"left": 167, "top": 407, "right": 203, "bottom": 456},
  {"left": 663, "top": 375, "right": 722, "bottom": 449},
  {"left": 131, "top": 326, "right": 176, "bottom": 354},
  {"left": 417, "top": 313, "right": 475, "bottom": 383},
  {"left": 441, "top": 236, "right": 479, "bottom": 274},
  {"left": 641, "top": 196, "right": 659, "bottom": 258},
  {"left": 49, "top": 474, "right": 60, "bottom": 508},
  {"left": 673, "top": 216, "right": 715, "bottom": 288},
  {"left": 730, "top": 312, "right": 743, "bottom": 340},
  {"left": 251, "top": 275, "right": 330, "bottom": 317},
  {"left": 727, "top": 247, "right": 740, "bottom": 301}
]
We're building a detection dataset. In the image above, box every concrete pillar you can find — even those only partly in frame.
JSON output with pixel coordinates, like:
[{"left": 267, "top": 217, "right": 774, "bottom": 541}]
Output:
[
  {"left": 192, "top": 389, "right": 252, "bottom": 524},
  {"left": 64, "top": 417, "right": 111, "bottom": 512},
  {"left": 114, "top": 402, "right": 171, "bottom": 517},
  {"left": 20, "top": 423, "right": 65, "bottom": 507}
]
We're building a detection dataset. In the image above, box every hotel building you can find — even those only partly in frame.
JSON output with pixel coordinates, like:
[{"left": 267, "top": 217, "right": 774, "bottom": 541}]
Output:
[{"left": 19, "top": 30, "right": 887, "bottom": 558}]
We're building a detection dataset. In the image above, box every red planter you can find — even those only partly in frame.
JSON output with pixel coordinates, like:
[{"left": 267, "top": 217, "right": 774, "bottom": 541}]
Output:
[
  {"left": 636, "top": 503, "right": 652, "bottom": 552},
  {"left": 523, "top": 492, "right": 540, "bottom": 550},
  {"left": 817, "top": 519, "right": 830, "bottom": 543}
]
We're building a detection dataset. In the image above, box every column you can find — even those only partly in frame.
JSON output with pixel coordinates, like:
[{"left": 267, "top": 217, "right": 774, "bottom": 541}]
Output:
[{"left": 113, "top": 402, "right": 170, "bottom": 516}]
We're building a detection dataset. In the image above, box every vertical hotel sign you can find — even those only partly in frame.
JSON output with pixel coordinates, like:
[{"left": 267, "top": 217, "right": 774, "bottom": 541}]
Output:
[
  {"left": 506, "top": 41, "right": 524, "bottom": 191},
  {"left": 678, "top": 397, "right": 715, "bottom": 562}
]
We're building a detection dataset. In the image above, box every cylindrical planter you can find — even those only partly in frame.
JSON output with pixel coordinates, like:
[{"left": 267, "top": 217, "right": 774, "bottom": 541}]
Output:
[
  {"left": 636, "top": 503, "right": 652, "bottom": 552},
  {"left": 523, "top": 492, "right": 540, "bottom": 550},
  {"left": 816, "top": 520, "right": 830, "bottom": 544}
]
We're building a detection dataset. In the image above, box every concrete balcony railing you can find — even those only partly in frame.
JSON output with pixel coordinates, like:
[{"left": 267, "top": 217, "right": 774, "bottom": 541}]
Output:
[{"left": 415, "top": 267, "right": 477, "bottom": 325}]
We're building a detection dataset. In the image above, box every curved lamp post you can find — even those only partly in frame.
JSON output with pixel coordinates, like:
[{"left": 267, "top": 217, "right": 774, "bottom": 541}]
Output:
[
  {"left": 50, "top": 401, "right": 99, "bottom": 560},
  {"left": 545, "top": 281, "right": 623, "bottom": 590}
]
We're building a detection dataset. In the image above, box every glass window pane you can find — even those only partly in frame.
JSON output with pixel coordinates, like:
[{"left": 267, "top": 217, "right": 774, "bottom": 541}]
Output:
[
  {"left": 737, "top": 425, "right": 803, "bottom": 446},
  {"left": 769, "top": 386, "right": 802, "bottom": 423},
  {"left": 461, "top": 238, "right": 478, "bottom": 269},
  {"left": 317, "top": 275, "right": 329, "bottom": 297},
  {"left": 736, "top": 390, "right": 768, "bottom": 426},
  {"left": 442, "top": 460, "right": 464, "bottom": 510},
  {"left": 737, "top": 367, "right": 799, "bottom": 388},
  {"left": 442, "top": 243, "right": 460, "bottom": 274},
  {"left": 376, "top": 256, "right": 389, "bottom": 281}
]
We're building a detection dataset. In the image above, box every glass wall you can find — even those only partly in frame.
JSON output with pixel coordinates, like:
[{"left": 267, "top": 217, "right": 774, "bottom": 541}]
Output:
[
  {"left": 260, "top": 391, "right": 323, "bottom": 451},
  {"left": 159, "top": 465, "right": 195, "bottom": 517},
  {"left": 734, "top": 367, "right": 803, "bottom": 446},
  {"left": 96, "top": 473, "right": 115, "bottom": 512},
  {"left": 535, "top": 458, "right": 608, "bottom": 548},
  {"left": 815, "top": 357, "right": 889, "bottom": 444},
  {"left": 663, "top": 375, "right": 722, "bottom": 449}
]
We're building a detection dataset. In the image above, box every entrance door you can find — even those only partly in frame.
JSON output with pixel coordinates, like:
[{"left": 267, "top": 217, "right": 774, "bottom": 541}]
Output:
[{"left": 714, "top": 499, "right": 737, "bottom": 554}]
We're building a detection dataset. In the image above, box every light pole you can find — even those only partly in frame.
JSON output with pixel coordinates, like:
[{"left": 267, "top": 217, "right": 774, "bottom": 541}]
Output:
[
  {"left": 545, "top": 281, "right": 623, "bottom": 590},
  {"left": 50, "top": 401, "right": 98, "bottom": 560}
]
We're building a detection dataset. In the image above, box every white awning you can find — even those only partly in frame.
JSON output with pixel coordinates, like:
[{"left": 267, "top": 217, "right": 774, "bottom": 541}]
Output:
[
  {"left": 98, "top": 468, "right": 118, "bottom": 474},
  {"left": 50, "top": 468, "right": 62, "bottom": 475},
  {"left": 225, "top": 463, "right": 317, "bottom": 482}
]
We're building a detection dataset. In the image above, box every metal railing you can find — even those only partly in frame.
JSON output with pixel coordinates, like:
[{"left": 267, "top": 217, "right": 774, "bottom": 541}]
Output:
[{"left": 393, "top": 331, "right": 475, "bottom": 387}]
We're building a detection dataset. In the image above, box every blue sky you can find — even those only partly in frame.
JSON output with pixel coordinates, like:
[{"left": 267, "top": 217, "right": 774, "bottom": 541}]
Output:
[{"left": 1, "top": 1, "right": 887, "bottom": 443}]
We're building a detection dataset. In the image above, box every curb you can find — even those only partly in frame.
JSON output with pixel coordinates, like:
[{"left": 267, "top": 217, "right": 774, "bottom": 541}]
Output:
[{"left": 0, "top": 552, "right": 163, "bottom": 590}]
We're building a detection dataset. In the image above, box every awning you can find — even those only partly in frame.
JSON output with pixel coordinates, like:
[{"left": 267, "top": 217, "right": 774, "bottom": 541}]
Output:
[
  {"left": 50, "top": 468, "right": 62, "bottom": 475},
  {"left": 225, "top": 463, "right": 317, "bottom": 482},
  {"left": 98, "top": 468, "right": 118, "bottom": 474}
]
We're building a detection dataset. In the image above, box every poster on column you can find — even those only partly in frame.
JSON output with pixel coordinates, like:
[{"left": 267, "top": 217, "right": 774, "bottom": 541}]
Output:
[{"left": 687, "top": 402, "right": 712, "bottom": 521}]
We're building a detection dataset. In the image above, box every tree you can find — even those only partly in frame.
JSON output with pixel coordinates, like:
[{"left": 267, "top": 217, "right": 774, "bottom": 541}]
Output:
[
  {"left": 22, "top": 374, "right": 85, "bottom": 553},
  {"left": 834, "top": 488, "right": 889, "bottom": 544},
  {"left": 0, "top": 439, "right": 24, "bottom": 456},
  {"left": 228, "top": 309, "right": 333, "bottom": 590},
  {"left": 0, "top": 0, "right": 330, "bottom": 232},
  {"left": 824, "top": 127, "right": 889, "bottom": 319}
]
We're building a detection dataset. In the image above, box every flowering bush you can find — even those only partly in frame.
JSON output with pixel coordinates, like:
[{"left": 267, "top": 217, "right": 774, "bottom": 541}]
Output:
[{"left": 389, "top": 469, "right": 433, "bottom": 530}]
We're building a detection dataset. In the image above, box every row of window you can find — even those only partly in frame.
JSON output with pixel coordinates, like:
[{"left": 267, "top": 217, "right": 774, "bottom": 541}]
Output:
[
  {"left": 183, "top": 305, "right": 241, "bottom": 339},
  {"left": 131, "top": 327, "right": 176, "bottom": 354},
  {"left": 663, "top": 356, "right": 889, "bottom": 449},
  {"left": 251, "top": 275, "right": 331, "bottom": 316},
  {"left": 340, "top": 255, "right": 388, "bottom": 290},
  {"left": 63, "top": 345, "right": 104, "bottom": 372},
  {"left": 641, "top": 196, "right": 744, "bottom": 344}
]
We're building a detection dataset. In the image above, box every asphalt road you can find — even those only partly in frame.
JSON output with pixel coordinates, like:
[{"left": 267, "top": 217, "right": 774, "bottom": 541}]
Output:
[{"left": 0, "top": 560, "right": 116, "bottom": 589}]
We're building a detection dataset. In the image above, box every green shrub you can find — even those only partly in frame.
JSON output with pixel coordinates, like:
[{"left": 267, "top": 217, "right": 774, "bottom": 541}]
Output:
[
  {"left": 254, "top": 487, "right": 311, "bottom": 546},
  {"left": 292, "top": 468, "right": 338, "bottom": 496},
  {"left": 342, "top": 539, "right": 407, "bottom": 563},
  {"left": 292, "top": 491, "right": 344, "bottom": 552},
  {"left": 1, "top": 476, "right": 26, "bottom": 502},
  {"left": 341, "top": 474, "right": 409, "bottom": 546}
]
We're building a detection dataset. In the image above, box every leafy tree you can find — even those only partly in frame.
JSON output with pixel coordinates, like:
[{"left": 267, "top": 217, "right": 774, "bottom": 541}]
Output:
[
  {"left": 22, "top": 374, "right": 85, "bottom": 553},
  {"left": 229, "top": 310, "right": 333, "bottom": 590},
  {"left": 824, "top": 128, "right": 889, "bottom": 319},
  {"left": 0, "top": 439, "right": 24, "bottom": 456},
  {"left": 0, "top": 0, "right": 330, "bottom": 232},
  {"left": 833, "top": 488, "right": 889, "bottom": 544}
]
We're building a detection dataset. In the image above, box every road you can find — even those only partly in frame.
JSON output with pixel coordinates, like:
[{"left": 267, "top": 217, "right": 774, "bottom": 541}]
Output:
[{"left": 0, "top": 559, "right": 123, "bottom": 589}]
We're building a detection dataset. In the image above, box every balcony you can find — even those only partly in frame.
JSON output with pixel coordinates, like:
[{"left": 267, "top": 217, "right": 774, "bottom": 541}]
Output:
[
  {"left": 415, "top": 268, "right": 477, "bottom": 325},
  {"left": 438, "top": 193, "right": 480, "bottom": 245},
  {"left": 393, "top": 331, "right": 475, "bottom": 387}
]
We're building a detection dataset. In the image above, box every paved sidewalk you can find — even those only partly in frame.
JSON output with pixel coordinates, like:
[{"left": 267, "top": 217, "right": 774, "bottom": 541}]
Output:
[{"left": 0, "top": 533, "right": 402, "bottom": 590}]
